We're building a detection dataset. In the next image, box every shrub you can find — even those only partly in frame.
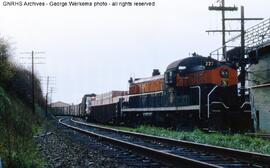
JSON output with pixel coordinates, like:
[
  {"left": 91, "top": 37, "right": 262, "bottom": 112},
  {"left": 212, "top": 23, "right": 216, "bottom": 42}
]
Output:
[
  {"left": 0, "top": 38, "right": 14, "bottom": 84},
  {"left": 0, "top": 37, "right": 46, "bottom": 167}
]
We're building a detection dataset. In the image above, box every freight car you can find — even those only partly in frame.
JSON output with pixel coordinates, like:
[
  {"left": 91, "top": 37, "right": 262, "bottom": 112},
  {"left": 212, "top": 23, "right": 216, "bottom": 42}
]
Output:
[
  {"left": 87, "top": 91, "right": 128, "bottom": 123},
  {"left": 85, "top": 54, "right": 253, "bottom": 132},
  {"left": 55, "top": 103, "right": 83, "bottom": 117}
]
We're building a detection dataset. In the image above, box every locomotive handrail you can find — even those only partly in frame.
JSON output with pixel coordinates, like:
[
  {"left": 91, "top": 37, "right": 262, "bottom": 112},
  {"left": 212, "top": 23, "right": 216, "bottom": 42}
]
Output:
[
  {"left": 127, "top": 91, "right": 163, "bottom": 98},
  {"left": 191, "top": 86, "right": 201, "bottom": 119},
  {"left": 210, "top": 101, "right": 229, "bottom": 109},
  {"left": 207, "top": 85, "right": 218, "bottom": 118},
  {"left": 240, "top": 102, "right": 251, "bottom": 109}
]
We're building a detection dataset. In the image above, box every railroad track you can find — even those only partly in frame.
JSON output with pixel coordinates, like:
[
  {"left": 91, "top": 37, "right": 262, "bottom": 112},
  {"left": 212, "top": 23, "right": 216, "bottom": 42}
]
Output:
[{"left": 59, "top": 117, "right": 270, "bottom": 168}]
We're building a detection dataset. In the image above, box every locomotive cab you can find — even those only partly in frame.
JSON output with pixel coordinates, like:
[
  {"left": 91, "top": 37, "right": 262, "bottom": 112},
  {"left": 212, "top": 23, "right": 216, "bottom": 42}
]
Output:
[
  {"left": 163, "top": 55, "right": 246, "bottom": 131},
  {"left": 165, "top": 70, "right": 177, "bottom": 86}
]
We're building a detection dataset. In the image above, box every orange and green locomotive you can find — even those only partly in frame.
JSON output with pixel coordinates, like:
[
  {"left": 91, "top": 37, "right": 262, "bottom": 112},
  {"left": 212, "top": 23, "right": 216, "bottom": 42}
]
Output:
[{"left": 86, "top": 55, "right": 252, "bottom": 131}]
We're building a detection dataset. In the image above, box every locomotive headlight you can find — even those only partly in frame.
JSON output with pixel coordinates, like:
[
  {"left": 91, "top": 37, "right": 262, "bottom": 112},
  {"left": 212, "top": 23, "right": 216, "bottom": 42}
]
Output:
[{"left": 220, "top": 69, "right": 229, "bottom": 78}]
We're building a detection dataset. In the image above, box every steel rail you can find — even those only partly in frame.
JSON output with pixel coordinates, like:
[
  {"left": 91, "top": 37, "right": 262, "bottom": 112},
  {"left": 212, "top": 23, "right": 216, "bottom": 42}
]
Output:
[
  {"left": 71, "top": 118, "right": 270, "bottom": 166},
  {"left": 59, "top": 118, "right": 221, "bottom": 168}
]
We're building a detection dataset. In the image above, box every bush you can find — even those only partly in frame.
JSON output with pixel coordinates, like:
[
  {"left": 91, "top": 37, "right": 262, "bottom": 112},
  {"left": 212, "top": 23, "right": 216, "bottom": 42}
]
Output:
[
  {"left": 0, "top": 37, "right": 45, "bottom": 107},
  {"left": 0, "top": 38, "right": 14, "bottom": 85},
  {"left": 7, "top": 65, "right": 45, "bottom": 107},
  {"left": 0, "top": 37, "right": 46, "bottom": 167}
]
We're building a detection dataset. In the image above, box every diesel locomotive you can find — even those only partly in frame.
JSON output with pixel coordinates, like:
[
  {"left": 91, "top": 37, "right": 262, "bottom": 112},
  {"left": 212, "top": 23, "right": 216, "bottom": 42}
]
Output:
[{"left": 82, "top": 54, "right": 252, "bottom": 131}]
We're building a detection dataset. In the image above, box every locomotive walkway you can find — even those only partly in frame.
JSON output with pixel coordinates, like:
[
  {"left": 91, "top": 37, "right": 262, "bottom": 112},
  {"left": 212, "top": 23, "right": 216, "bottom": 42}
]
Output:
[{"left": 59, "top": 117, "right": 270, "bottom": 168}]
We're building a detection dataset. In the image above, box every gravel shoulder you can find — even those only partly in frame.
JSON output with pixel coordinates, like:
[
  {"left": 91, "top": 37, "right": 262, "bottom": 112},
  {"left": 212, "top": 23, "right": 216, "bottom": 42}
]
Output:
[{"left": 35, "top": 120, "right": 129, "bottom": 168}]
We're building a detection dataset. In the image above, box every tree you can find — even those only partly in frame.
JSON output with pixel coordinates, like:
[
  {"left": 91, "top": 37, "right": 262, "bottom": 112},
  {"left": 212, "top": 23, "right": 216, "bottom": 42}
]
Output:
[{"left": 0, "top": 38, "right": 14, "bottom": 85}]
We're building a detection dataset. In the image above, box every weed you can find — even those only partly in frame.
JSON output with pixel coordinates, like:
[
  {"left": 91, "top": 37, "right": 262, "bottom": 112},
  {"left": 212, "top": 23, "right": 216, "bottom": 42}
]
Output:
[{"left": 111, "top": 125, "right": 270, "bottom": 155}]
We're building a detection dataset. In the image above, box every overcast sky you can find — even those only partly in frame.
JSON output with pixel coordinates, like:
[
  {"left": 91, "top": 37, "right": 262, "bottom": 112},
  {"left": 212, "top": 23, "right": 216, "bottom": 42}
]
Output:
[{"left": 0, "top": 0, "right": 269, "bottom": 104}]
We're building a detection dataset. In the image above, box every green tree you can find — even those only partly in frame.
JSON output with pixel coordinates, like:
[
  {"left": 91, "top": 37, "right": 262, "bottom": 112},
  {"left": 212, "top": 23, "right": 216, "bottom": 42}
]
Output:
[{"left": 0, "top": 38, "right": 14, "bottom": 85}]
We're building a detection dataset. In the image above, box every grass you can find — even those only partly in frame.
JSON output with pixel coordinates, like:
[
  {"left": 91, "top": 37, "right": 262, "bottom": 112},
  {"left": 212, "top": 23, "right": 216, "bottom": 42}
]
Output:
[
  {"left": 108, "top": 125, "right": 270, "bottom": 155},
  {"left": 0, "top": 86, "right": 46, "bottom": 168}
]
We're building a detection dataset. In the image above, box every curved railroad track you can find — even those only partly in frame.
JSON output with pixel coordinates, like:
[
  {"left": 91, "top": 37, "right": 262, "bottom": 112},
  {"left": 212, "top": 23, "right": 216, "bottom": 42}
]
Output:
[{"left": 59, "top": 117, "right": 270, "bottom": 168}]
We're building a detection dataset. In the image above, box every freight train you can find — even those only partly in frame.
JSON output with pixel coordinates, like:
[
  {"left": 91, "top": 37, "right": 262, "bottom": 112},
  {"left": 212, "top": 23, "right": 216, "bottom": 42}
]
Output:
[{"left": 58, "top": 54, "right": 253, "bottom": 132}]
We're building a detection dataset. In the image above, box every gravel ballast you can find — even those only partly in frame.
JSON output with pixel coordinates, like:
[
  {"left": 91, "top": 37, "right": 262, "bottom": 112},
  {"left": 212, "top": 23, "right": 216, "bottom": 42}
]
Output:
[
  {"left": 35, "top": 121, "right": 129, "bottom": 168},
  {"left": 35, "top": 119, "right": 169, "bottom": 168}
]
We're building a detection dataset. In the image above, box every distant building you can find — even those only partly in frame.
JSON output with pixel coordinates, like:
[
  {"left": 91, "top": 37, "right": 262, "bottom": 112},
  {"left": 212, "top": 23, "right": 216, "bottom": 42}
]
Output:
[
  {"left": 50, "top": 101, "right": 70, "bottom": 108},
  {"left": 249, "top": 43, "right": 270, "bottom": 133},
  {"left": 50, "top": 101, "right": 71, "bottom": 116}
]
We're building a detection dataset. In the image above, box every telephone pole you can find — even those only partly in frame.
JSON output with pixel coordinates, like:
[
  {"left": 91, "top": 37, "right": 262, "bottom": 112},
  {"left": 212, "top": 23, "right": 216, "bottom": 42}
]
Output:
[
  {"left": 20, "top": 51, "right": 45, "bottom": 114},
  {"left": 224, "top": 6, "right": 263, "bottom": 102},
  {"left": 45, "top": 76, "right": 49, "bottom": 117},
  {"left": 50, "top": 87, "right": 55, "bottom": 106},
  {"left": 207, "top": 1, "right": 263, "bottom": 102},
  {"left": 206, "top": 0, "right": 238, "bottom": 60},
  {"left": 43, "top": 76, "right": 56, "bottom": 118},
  {"left": 31, "top": 51, "right": 35, "bottom": 114}
]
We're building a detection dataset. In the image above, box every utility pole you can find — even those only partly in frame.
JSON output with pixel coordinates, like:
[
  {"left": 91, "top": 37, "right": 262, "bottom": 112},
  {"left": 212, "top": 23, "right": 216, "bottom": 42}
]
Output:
[
  {"left": 206, "top": 0, "right": 238, "bottom": 60},
  {"left": 43, "top": 76, "right": 56, "bottom": 118},
  {"left": 221, "top": 0, "right": 226, "bottom": 58},
  {"left": 240, "top": 6, "right": 246, "bottom": 103},
  {"left": 207, "top": 1, "right": 263, "bottom": 102},
  {"left": 31, "top": 51, "right": 35, "bottom": 115},
  {"left": 45, "top": 76, "right": 49, "bottom": 118},
  {"left": 50, "top": 87, "right": 54, "bottom": 107},
  {"left": 20, "top": 51, "right": 45, "bottom": 114},
  {"left": 224, "top": 6, "right": 263, "bottom": 102}
]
